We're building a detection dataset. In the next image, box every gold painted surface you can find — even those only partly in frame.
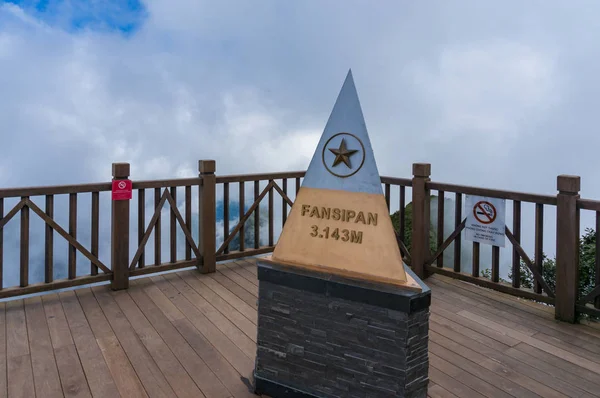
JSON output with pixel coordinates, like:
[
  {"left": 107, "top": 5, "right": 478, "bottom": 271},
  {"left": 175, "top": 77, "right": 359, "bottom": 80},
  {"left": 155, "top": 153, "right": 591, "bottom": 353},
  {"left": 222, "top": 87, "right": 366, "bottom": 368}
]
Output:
[{"left": 272, "top": 187, "right": 419, "bottom": 290}]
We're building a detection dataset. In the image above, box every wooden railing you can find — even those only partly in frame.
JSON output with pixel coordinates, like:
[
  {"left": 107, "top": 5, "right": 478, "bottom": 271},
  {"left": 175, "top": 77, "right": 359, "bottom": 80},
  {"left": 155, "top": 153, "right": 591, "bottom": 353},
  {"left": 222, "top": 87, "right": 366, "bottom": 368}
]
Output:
[
  {"left": 0, "top": 181, "right": 113, "bottom": 297},
  {"left": 0, "top": 159, "right": 597, "bottom": 323},
  {"left": 576, "top": 198, "right": 600, "bottom": 318},
  {"left": 408, "top": 164, "right": 599, "bottom": 323}
]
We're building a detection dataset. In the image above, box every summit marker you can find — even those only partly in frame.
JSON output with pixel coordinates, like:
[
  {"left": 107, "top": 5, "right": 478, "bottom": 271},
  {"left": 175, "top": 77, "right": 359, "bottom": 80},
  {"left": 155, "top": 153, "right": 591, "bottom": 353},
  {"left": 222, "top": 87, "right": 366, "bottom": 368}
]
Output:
[
  {"left": 253, "top": 70, "right": 431, "bottom": 398},
  {"left": 269, "top": 69, "right": 419, "bottom": 290}
]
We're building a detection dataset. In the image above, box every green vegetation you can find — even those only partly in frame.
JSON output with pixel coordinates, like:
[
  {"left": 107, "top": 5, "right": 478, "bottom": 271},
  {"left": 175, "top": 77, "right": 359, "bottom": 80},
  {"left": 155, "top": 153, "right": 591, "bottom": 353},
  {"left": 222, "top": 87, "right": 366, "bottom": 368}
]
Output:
[
  {"left": 389, "top": 196, "right": 438, "bottom": 256},
  {"left": 494, "top": 228, "right": 598, "bottom": 303},
  {"left": 391, "top": 198, "right": 598, "bottom": 319}
]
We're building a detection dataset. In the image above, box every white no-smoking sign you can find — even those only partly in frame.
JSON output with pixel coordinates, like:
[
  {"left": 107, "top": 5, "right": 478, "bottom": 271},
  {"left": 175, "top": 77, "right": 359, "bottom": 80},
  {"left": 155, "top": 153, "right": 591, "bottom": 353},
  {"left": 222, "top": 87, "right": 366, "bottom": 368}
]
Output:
[{"left": 465, "top": 195, "right": 506, "bottom": 247}]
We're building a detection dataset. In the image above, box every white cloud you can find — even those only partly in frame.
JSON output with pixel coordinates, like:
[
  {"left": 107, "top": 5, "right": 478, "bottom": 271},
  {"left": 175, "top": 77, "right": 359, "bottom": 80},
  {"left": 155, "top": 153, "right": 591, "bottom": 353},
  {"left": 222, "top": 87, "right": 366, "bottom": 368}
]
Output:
[
  {"left": 408, "top": 40, "right": 560, "bottom": 144},
  {"left": 2, "top": 0, "right": 600, "bottom": 286}
]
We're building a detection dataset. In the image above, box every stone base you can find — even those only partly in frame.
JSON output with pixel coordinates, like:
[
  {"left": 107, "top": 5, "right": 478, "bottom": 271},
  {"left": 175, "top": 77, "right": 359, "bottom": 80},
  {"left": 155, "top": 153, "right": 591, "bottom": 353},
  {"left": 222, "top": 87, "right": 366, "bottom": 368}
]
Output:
[{"left": 254, "top": 259, "right": 431, "bottom": 398}]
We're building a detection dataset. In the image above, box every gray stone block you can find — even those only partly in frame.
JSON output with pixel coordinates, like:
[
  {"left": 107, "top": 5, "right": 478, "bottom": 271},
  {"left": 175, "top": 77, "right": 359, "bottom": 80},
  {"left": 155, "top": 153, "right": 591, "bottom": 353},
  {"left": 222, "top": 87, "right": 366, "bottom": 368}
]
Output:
[{"left": 255, "top": 269, "right": 430, "bottom": 398}]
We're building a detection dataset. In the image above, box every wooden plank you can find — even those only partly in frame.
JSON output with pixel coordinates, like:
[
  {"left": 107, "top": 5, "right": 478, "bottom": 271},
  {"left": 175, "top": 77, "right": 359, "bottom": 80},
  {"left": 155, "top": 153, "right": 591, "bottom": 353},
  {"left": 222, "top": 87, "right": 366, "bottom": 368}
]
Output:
[
  {"left": 430, "top": 338, "right": 549, "bottom": 398},
  {"left": 177, "top": 271, "right": 257, "bottom": 339},
  {"left": 225, "top": 262, "right": 258, "bottom": 286},
  {"left": 428, "top": 363, "right": 485, "bottom": 398},
  {"left": 54, "top": 344, "right": 92, "bottom": 398},
  {"left": 23, "top": 297, "right": 62, "bottom": 398},
  {"left": 97, "top": 336, "right": 150, "bottom": 398},
  {"left": 6, "top": 300, "right": 28, "bottom": 359},
  {"left": 74, "top": 288, "right": 147, "bottom": 398},
  {"left": 208, "top": 271, "right": 257, "bottom": 310},
  {"left": 108, "top": 289, "right": 204, "bottom": 398},
  {"left": 173, "top": 317, "right": 256, "bottom": 398},
  {"left": 436, "top": 273, "right": 555, "bottom": 315},
  {"left": 127, "top": 280, "right": 231, "bottom": 398},
  {"left": 0, "top": 303, "right": 5, "bottom": 398},
  {"left": 90, "top": 286, "right": 177, "bottom": 398},
  {"left": 237, "top": 259, "right": 258, "bottom": 277},
  {"left": 430, "top": 353, "right": 512, "bottom": 398},
  {"left": 7, "top": 354, "right": 34, "bottom": 398},
  {"left": 506, "top": 343, "right": 600, "bottom": 397},
  {"left": 188, "top": 270, "right": 257, "bottom": 324},
  {"left": 215, "top": 265, "right": 257, "bottom": 296},
  {"left": 160, "top": 274, "right": 256, "bottom": 359},
  {"left": 508, "top": 342, "right": 600, "bottom": 394},
  {"left": 432, "top": 294, "right": 539, "bottom": 336},
  {"left": 6, "top": 300, "right": 34, "bottom": 398},
  {"left": 58, "top": 291, "right": 120, "bottom": 398},
  {"left": 431, "top": 307, "right": 520, "bottom": 348},
  {"left": 41, "top": 293, "right": 74, "bottom": 349},
  {"left": 478, "top": 356, "right": 568, "bottom": 398},
  {"left": 429, "top": 277, "right": 600, "bottom": 346},
  {"left": 146, "top": 275, "right": 254, "bottom": 376},
  {"left": 430, "top": 314, "right": 593, "bottom": 397},
  {"left": 428, "top": 383, "right": 459, "bottom": 398}
]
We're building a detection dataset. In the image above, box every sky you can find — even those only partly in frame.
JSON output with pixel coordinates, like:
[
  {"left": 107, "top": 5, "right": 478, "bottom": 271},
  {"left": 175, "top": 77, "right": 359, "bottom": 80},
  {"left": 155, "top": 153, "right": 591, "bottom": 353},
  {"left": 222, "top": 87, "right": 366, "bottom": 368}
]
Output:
[{"left": 1, "top": 0, "right": 600, "bottom": 284}]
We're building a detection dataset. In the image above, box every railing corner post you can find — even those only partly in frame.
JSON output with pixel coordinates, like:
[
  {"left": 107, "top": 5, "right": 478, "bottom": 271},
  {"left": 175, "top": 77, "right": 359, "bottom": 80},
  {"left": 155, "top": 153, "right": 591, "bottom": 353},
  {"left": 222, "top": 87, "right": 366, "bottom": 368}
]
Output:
[
  {"left": 111, "top": 162, "right": 130, "bottom": 290},
  {"left": 555, "top": 174, "right": 580, "bottom": 323},
  {"left": 411, "top": 163, "right": 431, "bottom": 279},
  {"left": 199, "top": 160, "right": 216, "bottom": 274}
]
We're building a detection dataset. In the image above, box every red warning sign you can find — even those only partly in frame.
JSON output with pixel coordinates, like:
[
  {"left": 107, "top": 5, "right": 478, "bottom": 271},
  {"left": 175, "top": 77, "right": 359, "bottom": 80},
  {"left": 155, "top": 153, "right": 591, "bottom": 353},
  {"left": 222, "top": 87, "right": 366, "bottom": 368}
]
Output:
[
  {"left": 112, "top": 179, "right": 132, "bottom": 201},
  {"left": 473, "top": 201, "right": 496, "bottom": 224}
]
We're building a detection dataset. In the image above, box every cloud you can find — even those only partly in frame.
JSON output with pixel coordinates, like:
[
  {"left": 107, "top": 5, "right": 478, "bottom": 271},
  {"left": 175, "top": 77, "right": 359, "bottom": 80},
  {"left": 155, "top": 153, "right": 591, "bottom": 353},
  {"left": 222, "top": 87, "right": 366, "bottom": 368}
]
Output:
[
  {"left": 408, "top": 40, "right": 560, "bottom": 144},
  {"left": 1, "top": 0, "right": 600, "bottom": 287}
]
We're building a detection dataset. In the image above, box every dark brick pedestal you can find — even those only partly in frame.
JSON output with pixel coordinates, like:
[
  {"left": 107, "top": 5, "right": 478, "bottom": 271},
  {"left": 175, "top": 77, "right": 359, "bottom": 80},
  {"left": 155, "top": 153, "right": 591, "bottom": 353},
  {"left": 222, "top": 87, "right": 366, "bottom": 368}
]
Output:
[{"left": 253, "top": 259, "right": 431, "bottom": 398}]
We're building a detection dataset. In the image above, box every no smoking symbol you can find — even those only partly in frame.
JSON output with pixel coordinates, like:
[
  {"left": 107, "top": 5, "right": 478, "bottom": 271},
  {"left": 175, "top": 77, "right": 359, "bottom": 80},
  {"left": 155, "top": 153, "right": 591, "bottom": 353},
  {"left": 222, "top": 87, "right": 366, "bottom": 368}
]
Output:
[
  {"left": 473, "top": 201, "right": 496, "bottom": 224},
  {"left": 118, "top": 181, "right": 127, "bottom": 190}
]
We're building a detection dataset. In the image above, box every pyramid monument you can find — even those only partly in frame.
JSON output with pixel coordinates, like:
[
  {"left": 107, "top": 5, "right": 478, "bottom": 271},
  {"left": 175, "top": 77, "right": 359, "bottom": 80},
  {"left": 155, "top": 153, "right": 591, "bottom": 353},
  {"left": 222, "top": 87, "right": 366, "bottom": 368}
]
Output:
[{"left": 268, "top": 70, "right": 420, "bottom": 291}]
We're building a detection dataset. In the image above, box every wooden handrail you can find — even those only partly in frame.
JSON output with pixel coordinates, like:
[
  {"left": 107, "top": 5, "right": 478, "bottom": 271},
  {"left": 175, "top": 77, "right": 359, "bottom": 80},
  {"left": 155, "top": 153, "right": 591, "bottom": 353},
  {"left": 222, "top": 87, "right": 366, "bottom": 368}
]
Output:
[{"left": 0, "top": 161, "right": 596, "bottom": 323}]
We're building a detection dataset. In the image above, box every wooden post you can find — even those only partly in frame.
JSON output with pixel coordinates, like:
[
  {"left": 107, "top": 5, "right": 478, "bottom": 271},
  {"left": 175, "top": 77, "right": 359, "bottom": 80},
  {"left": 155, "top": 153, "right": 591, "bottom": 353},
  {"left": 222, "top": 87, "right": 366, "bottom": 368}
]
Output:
[
  {"left": 199, "top": 160, "right": 216, "bottom": 274},
  {"left": 411, "top": 163, "right": 431, "bottom": 279},
  {"left": 555, "top": 174, "right": 580, "bottom": 323},
  {"left": 111, "top": 162, "right": 130, "bottom": 290}
]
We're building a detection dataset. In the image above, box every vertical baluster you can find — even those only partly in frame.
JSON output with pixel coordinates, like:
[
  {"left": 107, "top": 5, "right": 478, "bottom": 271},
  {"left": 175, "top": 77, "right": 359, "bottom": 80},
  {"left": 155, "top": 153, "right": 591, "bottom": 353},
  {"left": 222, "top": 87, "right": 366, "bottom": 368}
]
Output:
[
  {"left": 239, "top": 182, "right": 245, "bottom": 252},
  {"left": 454, "top": 193, "right": 462, "bottom": 272},
  {"left": 282, "top": 179, "right": 288, "bottom": 226},
  {"left": 385, "top": 184, "right": 390, "bottom": 210},
  {"left": 492, "top": 246, "right": 500, "bottom": 282},
  {"left": 268, "top": 180, "right": 274, "bottom": 247},
  {"left": 472, "top": 242, "right": 480, "bottom": 277},
  {"left": 46, "top": 195, "right": 54, "bottom": 282},
  {"left": 155, "top": 187, "right": 161, "bottom": 265},
  {"left": 254, "top": 181, "right": 260, "bottom": 249},
  {"left": 0, "top": 198, "right": 3, "bottom": 289},
  {"left": 512, "top": 200, "right": 522, "bottom": 288},
  {"left": 185, "top": 186, "right": 192, "bottom": 260},
  {"left": 138, "top": 189, "right": 145, "bottom": 268},
  {"left": 399, "top": 186, "right": 406, "bottom": 243},
  {"left": 20, "top": 196, "right": 29, "bottom": 287},
  {"left": 91, "top": 192, "right": 99, "bottom": 275},
  {"left": 437, "top": 192, "right": 445, "bottom": 268},
  {"left": 223, "top": 183, "right": 229, "bottom": 254},
  {"left": 534, "top": 204, "right": 544, "bottom": 294},
  {"left": 69, "top": 193, "right": 77, "bottom": 279},
  {"left": 595, "top": 212, "right": 600, "bottom": 309},
  {"left": 170, "top": 187, "right": 177, "bottom": 262}
]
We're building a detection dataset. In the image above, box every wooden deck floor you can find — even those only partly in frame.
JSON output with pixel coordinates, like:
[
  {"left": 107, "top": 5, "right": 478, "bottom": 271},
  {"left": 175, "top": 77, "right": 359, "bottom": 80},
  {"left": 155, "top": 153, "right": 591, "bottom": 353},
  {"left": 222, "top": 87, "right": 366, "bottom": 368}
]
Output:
[{"left": 1, "top": 257, "right": 600, "bottom": 398}]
